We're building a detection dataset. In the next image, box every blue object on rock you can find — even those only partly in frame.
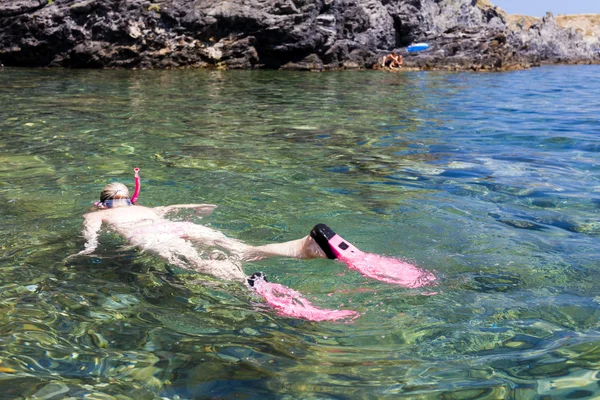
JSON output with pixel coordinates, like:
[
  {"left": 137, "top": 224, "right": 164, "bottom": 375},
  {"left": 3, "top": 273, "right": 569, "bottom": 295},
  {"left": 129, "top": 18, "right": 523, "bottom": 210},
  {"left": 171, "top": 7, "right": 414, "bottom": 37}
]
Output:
[{"left": 407, "top": 43, "right": 429, "bottom": 53}]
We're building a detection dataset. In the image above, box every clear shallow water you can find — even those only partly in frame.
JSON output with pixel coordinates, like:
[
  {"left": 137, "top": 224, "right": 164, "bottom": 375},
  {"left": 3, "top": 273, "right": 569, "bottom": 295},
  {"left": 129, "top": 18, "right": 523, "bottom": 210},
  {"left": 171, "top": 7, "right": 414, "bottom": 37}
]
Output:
[{"left": 1, "top": 66, "right": 599, "bottom": 398}]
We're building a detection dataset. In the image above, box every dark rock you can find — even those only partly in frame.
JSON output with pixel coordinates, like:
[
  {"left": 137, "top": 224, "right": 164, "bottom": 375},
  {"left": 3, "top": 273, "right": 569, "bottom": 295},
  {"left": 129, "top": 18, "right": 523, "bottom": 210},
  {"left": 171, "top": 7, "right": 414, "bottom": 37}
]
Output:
[
  {"left": 0, "top": 0, "right": 598, "bottom": 70},
  {"left": 281, "top": 53, "right": 324, "bottom": 70}
]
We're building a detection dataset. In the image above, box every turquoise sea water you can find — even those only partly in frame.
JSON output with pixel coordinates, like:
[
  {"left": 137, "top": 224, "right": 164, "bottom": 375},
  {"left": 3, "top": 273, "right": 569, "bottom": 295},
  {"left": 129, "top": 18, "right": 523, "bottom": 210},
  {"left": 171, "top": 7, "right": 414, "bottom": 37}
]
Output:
[{"left": 1, "top": 65, "right": 599, "bottom": 399}]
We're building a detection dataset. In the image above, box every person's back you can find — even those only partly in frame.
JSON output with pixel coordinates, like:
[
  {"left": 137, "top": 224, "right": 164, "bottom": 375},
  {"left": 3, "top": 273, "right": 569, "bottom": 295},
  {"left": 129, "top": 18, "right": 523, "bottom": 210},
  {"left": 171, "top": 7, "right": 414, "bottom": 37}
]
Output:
[{"left": 86, "top": 205, "right": 164, "bottom": 234}]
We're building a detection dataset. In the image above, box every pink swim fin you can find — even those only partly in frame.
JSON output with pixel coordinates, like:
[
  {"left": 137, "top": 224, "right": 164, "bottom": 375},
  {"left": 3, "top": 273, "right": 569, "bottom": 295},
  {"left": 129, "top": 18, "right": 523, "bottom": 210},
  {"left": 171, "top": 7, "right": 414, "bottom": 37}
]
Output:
[
  {"left": 248, "top": 272, "right": 359, "bottom": 322},
  {"left": 310, "top": 224, "right": 435, "bottom": 288}
]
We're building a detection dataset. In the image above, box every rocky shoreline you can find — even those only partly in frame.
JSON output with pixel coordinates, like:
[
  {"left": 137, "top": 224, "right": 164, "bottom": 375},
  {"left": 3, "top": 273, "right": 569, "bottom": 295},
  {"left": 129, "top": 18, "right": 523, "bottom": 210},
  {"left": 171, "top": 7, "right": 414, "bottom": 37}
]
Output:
[{"left": 0, "top": 0, "right": 598, "bottom": 71}]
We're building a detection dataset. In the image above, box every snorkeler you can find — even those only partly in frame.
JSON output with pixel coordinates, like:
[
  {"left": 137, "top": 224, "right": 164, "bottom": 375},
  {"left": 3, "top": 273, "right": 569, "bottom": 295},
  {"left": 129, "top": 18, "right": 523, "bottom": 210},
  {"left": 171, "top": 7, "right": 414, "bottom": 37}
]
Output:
[
  {"left": 75, "top": 173, "right": 331, "bottom": 283},
  {"left": 73, "top": 169, "right": 435, "bottom": 320},
  {"left": 75, "top": 169, "right": 434, "bottom": 287}
]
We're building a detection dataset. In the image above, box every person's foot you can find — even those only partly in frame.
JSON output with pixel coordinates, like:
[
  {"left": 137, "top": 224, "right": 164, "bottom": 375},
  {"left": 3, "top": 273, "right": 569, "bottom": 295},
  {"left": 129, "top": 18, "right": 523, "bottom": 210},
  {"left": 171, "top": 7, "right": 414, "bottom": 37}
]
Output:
[
  {"left": 247, "top": 272, "right": 268, "bottom": 288},
  {"left": 309, "top": 224, "right": 337, "bottom": 259}
]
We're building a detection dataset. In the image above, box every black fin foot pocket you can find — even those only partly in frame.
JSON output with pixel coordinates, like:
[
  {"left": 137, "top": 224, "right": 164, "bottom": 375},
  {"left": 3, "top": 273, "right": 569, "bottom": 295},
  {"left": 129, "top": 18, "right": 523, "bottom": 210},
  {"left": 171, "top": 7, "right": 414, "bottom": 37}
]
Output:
[
  {"left": 248, "top": 272, "right": 268, "bottom": 287},
  {"left": 310, "top": 223, "right": 337, "bottom": 259}
]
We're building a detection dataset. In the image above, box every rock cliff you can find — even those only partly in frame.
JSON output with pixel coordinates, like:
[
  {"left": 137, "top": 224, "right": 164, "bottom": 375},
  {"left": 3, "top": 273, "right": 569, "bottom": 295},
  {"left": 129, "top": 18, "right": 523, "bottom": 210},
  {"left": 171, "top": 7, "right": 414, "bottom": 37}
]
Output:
[
  {"left": 507, "top": 13, "right": 600, "bottom": 65},
  {"left": 0, "top": 0, "right": 598, "bottom": 70}
]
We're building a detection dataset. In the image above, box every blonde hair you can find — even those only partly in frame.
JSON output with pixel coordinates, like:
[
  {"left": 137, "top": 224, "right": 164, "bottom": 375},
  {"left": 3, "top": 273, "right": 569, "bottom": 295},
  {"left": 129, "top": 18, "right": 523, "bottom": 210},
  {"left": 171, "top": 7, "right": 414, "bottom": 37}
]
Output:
[{"left": 100, "top": 182, "right": 131, "bottom": 202}]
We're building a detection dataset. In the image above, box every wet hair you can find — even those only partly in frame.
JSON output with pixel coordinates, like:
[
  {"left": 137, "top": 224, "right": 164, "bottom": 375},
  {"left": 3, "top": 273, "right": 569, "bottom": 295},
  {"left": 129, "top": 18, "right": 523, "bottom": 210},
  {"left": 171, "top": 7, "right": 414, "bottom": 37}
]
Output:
[{"left": 100, "top": 182, "right": 131, "bottom": 203}]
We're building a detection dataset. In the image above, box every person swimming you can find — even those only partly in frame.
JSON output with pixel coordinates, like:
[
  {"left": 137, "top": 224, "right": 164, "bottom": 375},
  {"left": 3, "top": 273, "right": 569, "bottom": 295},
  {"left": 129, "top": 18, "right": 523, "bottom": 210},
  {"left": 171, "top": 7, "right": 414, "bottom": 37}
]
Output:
[
  {"left": 72, "top": 169, "right": 435, "bottom": 320},
  {"left": 74, "top": 175, "right": 331, "bottom": 283},
  {"left": 76, "top": 169, "right": 434, "bottom": 286}
]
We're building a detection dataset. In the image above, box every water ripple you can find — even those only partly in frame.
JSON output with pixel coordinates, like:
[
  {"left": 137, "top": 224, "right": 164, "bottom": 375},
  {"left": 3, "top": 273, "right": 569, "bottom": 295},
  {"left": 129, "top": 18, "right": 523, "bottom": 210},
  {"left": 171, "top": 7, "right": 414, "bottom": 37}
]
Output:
[{"left": 0, "top": 66, "right": 599, "bottom": 398}]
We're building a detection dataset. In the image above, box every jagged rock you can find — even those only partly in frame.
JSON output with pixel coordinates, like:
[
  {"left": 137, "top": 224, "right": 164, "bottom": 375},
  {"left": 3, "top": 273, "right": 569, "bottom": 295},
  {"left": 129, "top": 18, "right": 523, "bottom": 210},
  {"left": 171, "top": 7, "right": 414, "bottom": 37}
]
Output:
[
  {"left": 508, "top": 12, "right": 599, "bottom": 64},
  {"left": 0, "top": 0, "right": 598, "bottom": 70}
]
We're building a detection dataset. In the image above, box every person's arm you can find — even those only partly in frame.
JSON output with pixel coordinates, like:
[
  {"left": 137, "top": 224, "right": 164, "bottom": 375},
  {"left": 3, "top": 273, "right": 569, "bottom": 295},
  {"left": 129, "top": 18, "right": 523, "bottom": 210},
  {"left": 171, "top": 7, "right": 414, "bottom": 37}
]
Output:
[
  {"left": 153, "top": 204, "right": 217, "bottom": 218},
  {"left": 78, "top": 213, "right": 103, "bottom": 255}
]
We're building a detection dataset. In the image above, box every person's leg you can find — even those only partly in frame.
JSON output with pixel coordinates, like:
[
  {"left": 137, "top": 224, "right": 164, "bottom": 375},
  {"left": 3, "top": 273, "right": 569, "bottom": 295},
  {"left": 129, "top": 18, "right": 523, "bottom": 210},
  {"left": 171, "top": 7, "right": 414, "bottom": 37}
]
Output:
[
  {"left": 190, "top": 258, "right": 247, "bottom": 282},
  {"left": 129, "top": 227, "right": 247, "bottom": 282},
  {"left": 246, "top": 235, "right": 326, "bottom": 261},
  {"left": 177, "top": 222, "right": 327, "bottom": 262},
  {"left": 154, "top": 236, "right": 247, "bottom": 282},
  {"left": 176, "top": 222, "right": 254, "bottom": 258}
]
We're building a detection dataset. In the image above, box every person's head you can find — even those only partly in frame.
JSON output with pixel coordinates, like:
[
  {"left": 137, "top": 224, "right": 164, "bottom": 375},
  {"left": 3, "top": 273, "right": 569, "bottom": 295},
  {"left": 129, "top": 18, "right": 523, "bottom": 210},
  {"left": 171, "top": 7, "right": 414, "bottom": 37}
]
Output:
[{"left": 97, "top": 182, "right": 132, "bottom": 208}]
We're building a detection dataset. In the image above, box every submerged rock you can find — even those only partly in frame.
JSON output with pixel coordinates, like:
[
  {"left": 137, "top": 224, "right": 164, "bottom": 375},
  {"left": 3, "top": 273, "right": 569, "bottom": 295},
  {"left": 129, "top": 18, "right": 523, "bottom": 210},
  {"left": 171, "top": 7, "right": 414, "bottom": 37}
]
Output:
[{"left": 0, "top": 0, "right": 597, "bottom": 70}]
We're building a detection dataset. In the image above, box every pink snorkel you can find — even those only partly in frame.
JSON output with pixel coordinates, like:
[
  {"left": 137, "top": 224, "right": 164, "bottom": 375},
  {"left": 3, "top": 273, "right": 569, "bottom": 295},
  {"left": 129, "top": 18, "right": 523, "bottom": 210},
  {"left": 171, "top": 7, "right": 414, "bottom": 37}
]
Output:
[
  {"left": 131, "top": 167, "right": 140, "bottom": 204},
  {"left": 310, "top": 224, "right": 436, "bottom": 288}
]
